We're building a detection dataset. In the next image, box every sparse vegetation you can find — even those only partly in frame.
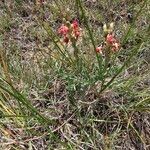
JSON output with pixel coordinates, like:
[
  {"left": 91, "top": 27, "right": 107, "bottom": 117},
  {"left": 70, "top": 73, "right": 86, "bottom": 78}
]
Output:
[{"left": 0, "top": 0, "right": 150, "bottom": 149}]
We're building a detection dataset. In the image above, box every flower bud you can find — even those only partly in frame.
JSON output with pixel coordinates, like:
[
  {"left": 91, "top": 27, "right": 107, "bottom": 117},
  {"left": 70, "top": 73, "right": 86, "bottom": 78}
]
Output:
[
  {"left": 109, "top": 22, "right": 114, "bottom": 32},
  {"left": 103, "top": 23, "right": 108, "bottom": 33},
  {"left": 63, "top": 36, "right": 69, "bottom": 44},
  {"left": 96, "top": 46, "right": 103, "bottom": 54}
]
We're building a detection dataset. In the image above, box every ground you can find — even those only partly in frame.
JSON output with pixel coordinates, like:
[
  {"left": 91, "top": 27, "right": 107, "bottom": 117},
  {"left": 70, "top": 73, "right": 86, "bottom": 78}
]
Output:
[{"left": 0, "top": 0, "right": 150, "bottom": 150}]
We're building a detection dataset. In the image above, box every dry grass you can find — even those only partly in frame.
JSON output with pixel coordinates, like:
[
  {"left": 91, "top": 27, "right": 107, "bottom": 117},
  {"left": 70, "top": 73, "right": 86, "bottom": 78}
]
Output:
[{"left": 0, "top": 0, "right": 150, "bottom": 150}]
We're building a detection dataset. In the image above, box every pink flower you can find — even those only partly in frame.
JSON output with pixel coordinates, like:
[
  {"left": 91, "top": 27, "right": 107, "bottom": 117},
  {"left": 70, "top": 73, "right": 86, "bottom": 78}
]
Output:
[
  {"left": 112, "top": 42, "right": 120, "bottom": 52},
  {"left": 106, "top": 34, "right": 116, "bottom": 44},
  {"left": 74, "top": 31, "right": 80, "bottom": 39},
  {"left": 72, "top": 20, "right": 79, "bottom": 30},
  {"left": 58, "top": 24, "right": 69, "bottom": 36},
  {"left": 58, "top": 19, "right": 81, "bottom": 44},
  {"left": 71, "top": 20, "right": 80, "bottom": 39},
  {"left": 96, "top": 46, "right": 103, "bottom": 54}
]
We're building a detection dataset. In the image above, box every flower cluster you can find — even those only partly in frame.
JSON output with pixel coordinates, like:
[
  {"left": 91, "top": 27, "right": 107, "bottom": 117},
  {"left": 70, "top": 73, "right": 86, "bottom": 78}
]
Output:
[
  {"left": 106, "top": 33, "right": 120, "bottom": 52},
  {"left": 58, "top": 20, "right": 81, "bottom": 44},
  {"left": 96, "top": 23, "right": 120, "bottom": 54}
]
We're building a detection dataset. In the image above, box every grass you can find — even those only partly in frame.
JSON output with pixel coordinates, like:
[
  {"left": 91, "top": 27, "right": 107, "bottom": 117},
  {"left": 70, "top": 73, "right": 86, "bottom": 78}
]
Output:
[{"left": 0, "top": 0, "right": 150, "bottom": 149}]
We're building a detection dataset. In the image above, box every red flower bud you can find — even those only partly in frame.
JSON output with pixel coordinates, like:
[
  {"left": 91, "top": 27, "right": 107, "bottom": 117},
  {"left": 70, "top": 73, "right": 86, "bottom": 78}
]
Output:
[
  {"left": 63, "top": 36, "right": 69, "bottom": 44},
  {"left": 58, "top": 24, "right": 69, "bottom": 36},
  {"left": 72, "top": 20, "right": 79, "bottom": 30},
  {"left": 96, "top": 46, "right": 103, "bottom": 54},
  {"left": 74, "top": 31, "right": 80, "bottom": 38},
  {"left": 106, "top": 34, "right": 116, "bottom": 44}
]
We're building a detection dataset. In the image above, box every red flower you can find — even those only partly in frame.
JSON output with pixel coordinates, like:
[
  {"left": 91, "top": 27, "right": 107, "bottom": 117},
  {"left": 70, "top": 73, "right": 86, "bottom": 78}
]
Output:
[
  {"left": 58, "top": 24, "right": 69, "bottom": 36},
  {"left": 72, "top": 20, "right": 79, "bottom": 30},
  {"left": 74, "top": 31, "right": 80, "bottom": 38},
  {"left": 96, "top": 46, "right": 103, "bottom": 54},
  {"left": 71, "top": 20, "right": 80, "bottom": 38},
  {"left": 58, "top": 19, "right": 81, "bottom": 44},
  {"left": 106, "top": 34, "right": 116, "bottom": 44}
]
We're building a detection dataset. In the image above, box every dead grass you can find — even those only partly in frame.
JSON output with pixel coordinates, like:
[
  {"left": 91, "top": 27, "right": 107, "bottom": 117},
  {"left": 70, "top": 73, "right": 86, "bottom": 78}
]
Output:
[{"left": 0, "top": 0, "right": 150, "bottom": 150}]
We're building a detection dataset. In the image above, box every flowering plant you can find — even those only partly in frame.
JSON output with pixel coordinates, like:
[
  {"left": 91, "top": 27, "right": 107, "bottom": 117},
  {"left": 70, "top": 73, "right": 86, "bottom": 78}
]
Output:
[
  {"left": 58, "top": 19, "right": 81, "bottom": 44},
  {"left": 96, "top": 23, "right": 120, "bottom": 55}
]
